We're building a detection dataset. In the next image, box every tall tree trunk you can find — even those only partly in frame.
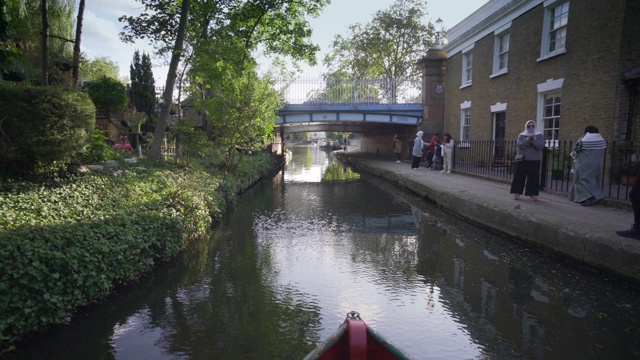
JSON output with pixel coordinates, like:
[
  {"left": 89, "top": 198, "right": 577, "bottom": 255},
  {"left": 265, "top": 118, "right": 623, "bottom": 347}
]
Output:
[
  {"left": 72, "top": 0, "right": 85, "bottom": 84},
  {"left": 147, "top": 0, "right": 191, "bottom": 160},
  {"left": 41, "top": 0, "right": 48, "bottom": 86}
]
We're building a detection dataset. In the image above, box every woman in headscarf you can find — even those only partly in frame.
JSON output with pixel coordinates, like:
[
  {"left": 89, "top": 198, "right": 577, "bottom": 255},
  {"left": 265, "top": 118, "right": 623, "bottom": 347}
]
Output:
[
  {"left": 411, "top": 131, "right": 424, "bottom": 169},
  {"left": 568, "top": 125, "right": 607, "bottom": 206},
  {"left": 510, "top": 120, "right": 545, "bottom": 200},
  {"left": 440, "top": 133, "right": 454, "bottom": 174}
]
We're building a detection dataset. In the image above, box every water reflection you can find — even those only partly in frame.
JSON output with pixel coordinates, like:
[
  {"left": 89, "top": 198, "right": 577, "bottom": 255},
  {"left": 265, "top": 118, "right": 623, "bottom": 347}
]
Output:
[
  {"left": 7, "top": 148, "right": 640, "bottom": 360},
  {"left": 414, "top": 193, "right": 640, "bottom": 359},
  {"left": 284, "top": 145, "right": 360, "bottom": 182}
]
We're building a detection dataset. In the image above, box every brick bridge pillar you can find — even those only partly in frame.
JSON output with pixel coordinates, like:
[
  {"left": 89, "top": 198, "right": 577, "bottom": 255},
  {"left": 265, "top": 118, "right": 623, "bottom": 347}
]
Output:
[{"left": 417, "top": 46, "right": 447, "bottom": 138}]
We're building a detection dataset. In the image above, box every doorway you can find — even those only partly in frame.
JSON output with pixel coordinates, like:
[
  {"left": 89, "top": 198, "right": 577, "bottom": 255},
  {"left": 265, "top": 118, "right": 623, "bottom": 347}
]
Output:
[{"left": 493, "top": 112, "right": 506, "bottom": 161}]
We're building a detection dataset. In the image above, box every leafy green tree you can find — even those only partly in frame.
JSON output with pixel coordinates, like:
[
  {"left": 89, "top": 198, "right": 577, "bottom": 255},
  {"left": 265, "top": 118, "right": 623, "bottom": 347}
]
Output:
[
  {"left": 288, "top": 132, "right": 311, "bottom": 142},
  {"left": 86, "top": 76, "right": 128, "bottom": 118},
  {"left": 323, "top": 0, "right": 435, "bottom": 101},
  {"left": 1, "top": 0, "right": 76, "bottom": 84},
  {"left": 119, "top": 0, "right": 329, "bottom": 161},
  {"left": 120, "top": 0, "right": 191, "bottom": 161},
  {"left": 170, "top": 116, "right": 211, "bottom": 166},
  {"left": 79, "top": 56, "right": 120, "bottom": 81},
  {"left": 198, "top": 68, "right": 279, "bottom": 175},
  {"left": 129, "top": 50, "right": 157, "bottom": 132},
  {"left": 315, "top": 69, "right": 382, "bottom": 104},
  {"left": 326, "top": 132, "right": 349, "bottom": 141}
]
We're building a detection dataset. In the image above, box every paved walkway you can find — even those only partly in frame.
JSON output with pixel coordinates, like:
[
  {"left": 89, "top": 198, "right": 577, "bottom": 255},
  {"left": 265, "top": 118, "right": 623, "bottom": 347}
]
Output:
[{"left": 336, "top": 151, "right": 640, "bottom": 282}]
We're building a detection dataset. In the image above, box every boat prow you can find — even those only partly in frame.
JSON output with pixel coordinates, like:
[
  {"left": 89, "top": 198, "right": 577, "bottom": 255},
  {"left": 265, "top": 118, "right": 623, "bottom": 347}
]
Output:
[{"left": 304, "top": 311, "right": 412, "bottom": 360}]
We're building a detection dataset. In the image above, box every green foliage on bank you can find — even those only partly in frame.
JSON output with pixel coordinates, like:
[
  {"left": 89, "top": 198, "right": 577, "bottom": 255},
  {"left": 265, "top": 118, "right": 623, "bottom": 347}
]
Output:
[
  {"left": 0, "top": 153, "right": 278, "bottom": 351},
  {"left": 0, "top": 85, "right": 96, "bottom": 178}
]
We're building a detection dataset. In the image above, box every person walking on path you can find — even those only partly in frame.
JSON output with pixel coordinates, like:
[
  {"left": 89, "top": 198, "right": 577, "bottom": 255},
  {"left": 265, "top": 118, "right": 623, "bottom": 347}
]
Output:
[
  {"left": 425, "top": 133, "right": 439, "bottom": 169},
  {"left": 440, "top": 133, "right": 454, "bottom": 174},
  {"left": 393, "top": 135, "right": 402, "bottom": 163},
  {"left": 616, "top": 173, "right": 640, "bottom": 239},
  {"left": 411, "top": 131, "right": 425, "bottom": 169},
  {"left": 568, "top": 125, "right": 607, "bottom": 206},
  {"left": 510, "top": 120, "right": 545, "bottom": 200}
]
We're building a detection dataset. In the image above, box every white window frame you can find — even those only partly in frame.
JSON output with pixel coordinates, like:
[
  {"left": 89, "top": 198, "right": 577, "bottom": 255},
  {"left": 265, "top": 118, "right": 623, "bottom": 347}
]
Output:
[
  {"left": 538, "top": 0, "right": 569, "bottom": 62},
  {"left": 537, "top": 78, "right": 564, "bottom": 147},
  {"left": 491, "top": 23, "right": 511, "bottom": 78},
  {"left": 459, "top": 101, "right": 471, "bottom": 147},
  {"left": 461, "top": 44, "right": 474, "bottom": 88}
]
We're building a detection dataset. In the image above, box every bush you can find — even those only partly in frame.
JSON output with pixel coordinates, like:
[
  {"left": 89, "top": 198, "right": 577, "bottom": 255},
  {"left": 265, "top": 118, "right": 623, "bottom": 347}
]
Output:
[
  {"left": 0, "top": 153, "right": 278, "bottom": 351},
  {"left": 85, "top": 76, "right": 128, "bottom": 117},
  {"left": 75, "top": 128, "right": 124, "bottom": 164},
  {"left": 0, "top": 163, "right": 216, "bottom": 350},
  {"left": 0, "top": 85, "right": 96, "bottom": 178},
  {"left": 170, "top": 118, "right": 213, "bottom": 165}
]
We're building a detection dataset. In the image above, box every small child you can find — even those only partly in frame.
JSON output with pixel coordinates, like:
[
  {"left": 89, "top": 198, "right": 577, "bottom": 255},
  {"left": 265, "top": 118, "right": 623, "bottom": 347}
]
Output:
[{"left": 432, "top": 140, "right": 443, "bottom": 170}]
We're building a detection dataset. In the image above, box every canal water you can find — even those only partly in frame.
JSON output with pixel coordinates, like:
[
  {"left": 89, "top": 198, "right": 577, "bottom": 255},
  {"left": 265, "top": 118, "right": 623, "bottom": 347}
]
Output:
[{"left": 8, "top": 146, "right": 640, "bottom": 360}]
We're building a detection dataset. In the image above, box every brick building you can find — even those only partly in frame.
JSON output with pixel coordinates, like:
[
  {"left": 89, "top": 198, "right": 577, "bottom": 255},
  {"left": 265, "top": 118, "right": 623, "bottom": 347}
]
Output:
[{"left": 438, "top": 0, "right": 639, "bottom": 156}]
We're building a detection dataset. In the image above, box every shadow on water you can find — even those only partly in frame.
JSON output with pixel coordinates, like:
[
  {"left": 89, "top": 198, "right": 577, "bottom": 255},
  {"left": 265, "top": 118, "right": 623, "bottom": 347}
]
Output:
[{"left": 6, "top": 147, "right": 640, "bottom": 360}]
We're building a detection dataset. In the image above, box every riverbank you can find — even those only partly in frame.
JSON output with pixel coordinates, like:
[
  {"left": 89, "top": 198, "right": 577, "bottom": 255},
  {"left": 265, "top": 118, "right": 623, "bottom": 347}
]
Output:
[
  {"left": 0, "top": 153, "right": 285, "bottom": 352},
  {"left": 336, "top": 151, "right": 640, "bottom": 283}
]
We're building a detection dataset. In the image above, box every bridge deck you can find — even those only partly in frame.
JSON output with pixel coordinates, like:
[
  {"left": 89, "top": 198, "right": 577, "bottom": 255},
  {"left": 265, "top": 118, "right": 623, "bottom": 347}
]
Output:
[{"left": 277, "top": 103, "right": 423, "bottom": 130}]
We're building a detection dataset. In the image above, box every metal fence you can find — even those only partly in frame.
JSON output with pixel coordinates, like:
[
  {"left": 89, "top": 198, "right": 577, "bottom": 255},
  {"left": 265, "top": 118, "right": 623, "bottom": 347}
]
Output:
[
  {"left": 273, "top": 77, "right": 421, "bottom": 105},
  {"left": 451, "top": 140, "right": 637, "bottom": 201}
]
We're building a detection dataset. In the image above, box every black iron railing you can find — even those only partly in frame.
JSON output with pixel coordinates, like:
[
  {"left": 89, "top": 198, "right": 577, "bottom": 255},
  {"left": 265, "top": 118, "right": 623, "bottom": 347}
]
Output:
[{"left": 451, "top": 140, "right": 637, "bottom": 201}]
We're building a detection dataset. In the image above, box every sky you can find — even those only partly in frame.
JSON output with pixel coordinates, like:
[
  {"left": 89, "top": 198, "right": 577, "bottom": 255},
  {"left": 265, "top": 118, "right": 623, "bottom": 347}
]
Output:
[{"left": 80, "top": 0, "right": 489, "bottom": 85}]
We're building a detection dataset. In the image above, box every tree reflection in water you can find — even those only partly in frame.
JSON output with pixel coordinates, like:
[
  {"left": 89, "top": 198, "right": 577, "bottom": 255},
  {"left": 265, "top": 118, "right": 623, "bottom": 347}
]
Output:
[{"left": 8, "top": 148, "right": 640, "bottom": 360}]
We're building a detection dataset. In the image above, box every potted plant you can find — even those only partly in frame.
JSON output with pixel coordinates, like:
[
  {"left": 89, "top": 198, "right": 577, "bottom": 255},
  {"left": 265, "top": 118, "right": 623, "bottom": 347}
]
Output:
[{"left": 613, "top": 162, "right": 639, "bottom": 185}]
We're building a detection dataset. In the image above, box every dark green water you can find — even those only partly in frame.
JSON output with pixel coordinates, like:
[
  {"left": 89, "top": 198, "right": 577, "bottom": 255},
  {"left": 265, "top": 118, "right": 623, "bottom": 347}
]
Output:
[{"left": 8, "top": 146, "right": 640, "bottom": 359}]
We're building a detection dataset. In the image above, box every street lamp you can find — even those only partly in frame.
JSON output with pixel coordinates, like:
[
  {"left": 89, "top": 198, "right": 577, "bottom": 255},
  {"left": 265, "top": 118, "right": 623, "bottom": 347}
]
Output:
[{"left": 435, "top": 18, "right": 444, "bottom": 48}]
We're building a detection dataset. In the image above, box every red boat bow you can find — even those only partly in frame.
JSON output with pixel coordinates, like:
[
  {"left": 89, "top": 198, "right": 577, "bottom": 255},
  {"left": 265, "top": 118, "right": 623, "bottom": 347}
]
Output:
[{"left": 304, "top": 311, "right": 412, "bottom": 360}]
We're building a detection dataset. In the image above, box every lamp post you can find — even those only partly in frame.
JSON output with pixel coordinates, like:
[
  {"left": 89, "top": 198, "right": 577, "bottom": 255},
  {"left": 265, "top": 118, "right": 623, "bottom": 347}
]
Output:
[{"left": 434, "top": 18, "right": 444, "bottom": 48}]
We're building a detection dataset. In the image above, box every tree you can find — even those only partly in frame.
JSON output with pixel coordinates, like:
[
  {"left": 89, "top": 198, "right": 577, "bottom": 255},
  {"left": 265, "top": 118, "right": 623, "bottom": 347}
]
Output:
[
  {"left": 86, "top": 76, "right": 128, "bottom": 119},
  {"left": 129, "top": 50, "right": 157, "bottom": 132},
  {"left": 119, "top": 0, "right": 330, "bottom": 161},
  {"left": 1, "top": 0, "right": 76, "bottom": 83},
  {"left": 148, "top": 0, "right": 190, "bottom": 161},
  {"left": 199, "top": 68, "right": 279, "bottom": 174},
  {"left": 169, "top": 116, "right": 210, "bottom": 165},
  {"left": 79, "top": 56, "right": 120, "bottom": 81},
  {"left": 323, "top": 0, "right": 435, "bottom": 101},
  {"left": 72, "top": 0, "right": 85, "bottom": 83},
  {"left": 288, "top": 132, "right": 311, "bottom": 142},
  {"left": 40, "top": 0, "right": 48, "bottom": 85}
]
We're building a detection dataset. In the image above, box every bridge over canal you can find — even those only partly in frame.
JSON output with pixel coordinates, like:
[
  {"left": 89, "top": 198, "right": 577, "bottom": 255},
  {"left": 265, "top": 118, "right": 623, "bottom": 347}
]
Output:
[{"left": 274, "top": 77, "right": 423, "bottom": 134}]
